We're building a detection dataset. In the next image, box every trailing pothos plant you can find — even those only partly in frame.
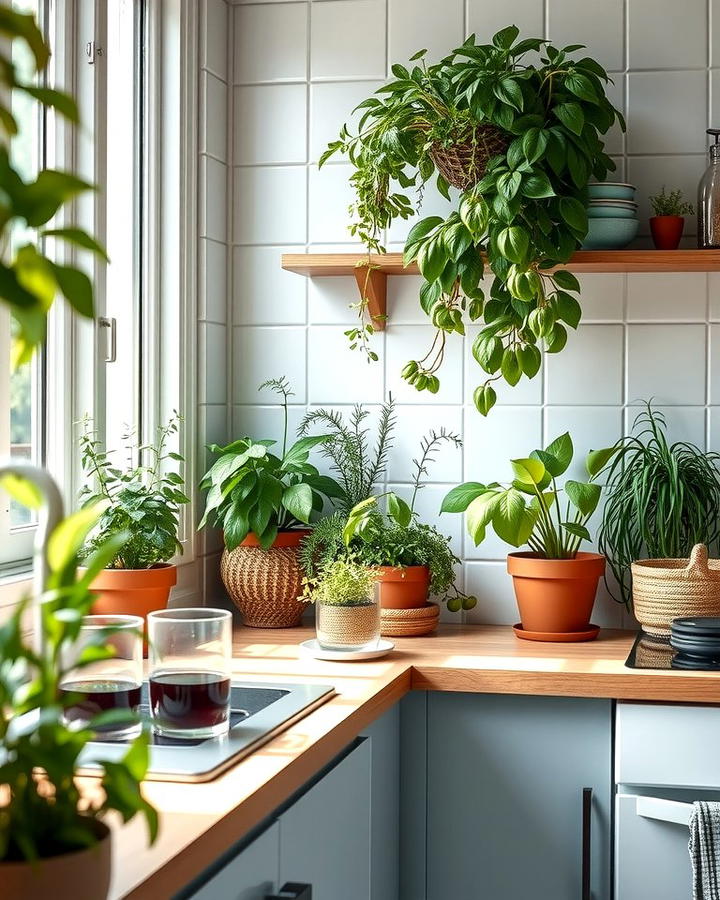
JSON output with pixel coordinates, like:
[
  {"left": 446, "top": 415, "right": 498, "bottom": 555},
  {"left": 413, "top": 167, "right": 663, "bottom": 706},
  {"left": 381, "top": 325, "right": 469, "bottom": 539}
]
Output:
[
  {"left": 199, "top": 378, "right": 344, "bottom": 550},
  {"left": 441, "top": 432, "right": 617, "bottom": 558},
  {"left": 321, "top": 25, "right": 624, "bottom": 414}
]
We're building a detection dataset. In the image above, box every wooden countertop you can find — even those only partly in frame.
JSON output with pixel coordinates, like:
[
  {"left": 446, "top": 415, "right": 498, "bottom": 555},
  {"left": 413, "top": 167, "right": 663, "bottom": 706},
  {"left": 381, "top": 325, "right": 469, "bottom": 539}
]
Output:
[{"left": 111, "top": 624, "right": 720, "bottom": 899}]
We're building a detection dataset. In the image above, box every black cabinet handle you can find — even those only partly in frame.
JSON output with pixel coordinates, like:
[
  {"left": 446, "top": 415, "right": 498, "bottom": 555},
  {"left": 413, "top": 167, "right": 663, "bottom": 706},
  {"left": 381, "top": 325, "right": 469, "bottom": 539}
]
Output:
[
  {"left": 266, "top": 883, "right": 312, "bottom": 900},
  {"left": 582, "top": 787, "right": 592, "bottom": 900}
]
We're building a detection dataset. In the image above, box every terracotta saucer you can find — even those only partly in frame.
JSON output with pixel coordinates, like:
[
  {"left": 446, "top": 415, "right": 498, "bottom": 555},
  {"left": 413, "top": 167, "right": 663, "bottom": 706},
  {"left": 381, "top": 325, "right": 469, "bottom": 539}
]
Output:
[{"left": 513, "top": 623, "right": 601, "bottom": 643}]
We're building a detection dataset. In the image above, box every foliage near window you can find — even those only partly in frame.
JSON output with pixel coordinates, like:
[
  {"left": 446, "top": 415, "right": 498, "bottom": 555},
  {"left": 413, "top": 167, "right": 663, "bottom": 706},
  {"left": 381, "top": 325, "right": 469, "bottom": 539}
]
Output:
[
  {"left": 0, "top": 6, "right": 106, "bottom": 365},
  {"left": 79, "top": 414, "right": 189, "bottom": 569},
  {"left": 322, "top": 26, "right": 623, "bottom": 415}
]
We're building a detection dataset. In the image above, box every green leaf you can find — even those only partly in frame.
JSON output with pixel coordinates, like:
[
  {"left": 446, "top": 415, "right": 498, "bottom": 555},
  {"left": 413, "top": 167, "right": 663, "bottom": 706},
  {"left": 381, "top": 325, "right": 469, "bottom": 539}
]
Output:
[
  {"left": 556, "top": 290, "right": 582, "bottom": 328},
  {"left": 497, "top": 171, "right": 522, "bottom": 201},
  {"left": 565, "top": 480, "right": 601, "bottom": 517},
  {"left": 417, "top": 236, "right": 447, "bottom": 283},
  {"left": 281, "top": 482, "right": 314, "bottom": 524},
  {"left": 511, "top": 457, "right": 546, "bottom": 486},
  {"left": 406, "top": 216, "right": 443, "bottom": 248},
  {"left": 553, "top": 101, "right": 584, "bottom": 135},
  {"left": 47, "top": 502, "right": 108, "bottom": 572},
  {"left": 496, "top": 226, "right": 529, "bottom": 264},
  {"left": 546, "top": 322, "right": 567, "bottom": 354},
  {"left": 441, "top": 482, "right": 486, "bottom": 513},
  {"left": 553, "top": 269, "right": 581, "bottom": 292},
  {"left": 466, "top": 491, "right": 502, "bottom": 544},
  {"left": 517, "top": 344, "right": 541, "bottom": 378},
  {"left": 473, "top": 383, "right": 497, "bottom": 417},
  {"left": 562, "top": 521, "right": 592, "bottom": 542},
  {"left": 522, "top": 128, "right": 549, "bottom": 165},
  {"left": 0, "top": 473, "right": 43, "bottom": 510},
  {"left": 558, "top": 199, "right": 587, "bottom": 235},
  {"left": 50, "top": 263, "right": 94, "bottom": 318},
  {"left": 501, "top": 347, "right": 521, "bottom": 386},
  {"left": 586, "top": 446, "right": 618, "bottom": 478},
  {"left": 493, "top": 77, "right": 524, "bottom": 112},
  {"left": 387, "top": 492, "right": 412, "bottom": 527},
  {"left": 42, "top": 227, "right": 109, "bottom": 262},
  {"left": 490, "top": 488, "right": 528, "bottom": 546},
  {"left": 522, "top": 173, "right": 555, "bottom": 199},
  {"left": 472, "top": 333, "right": 503, "bottom": 373},
  {"left": 564, "top": 72, "right": 598, "bottom": 104},
  {"left": 21, "top": 86, "right": 78, "bottom": 121},
  {"left": 493, "top": 24, "right": 520, "bottom": 49},
  {"left": 282, "top": 434, "right": 328, "bottom": 469}
]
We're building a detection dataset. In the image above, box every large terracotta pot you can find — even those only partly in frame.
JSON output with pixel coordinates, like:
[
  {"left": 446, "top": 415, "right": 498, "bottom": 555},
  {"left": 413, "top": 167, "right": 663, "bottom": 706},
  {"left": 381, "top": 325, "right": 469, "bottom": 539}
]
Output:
[
  {"left": 650, "top": 215, "right": 685, "bottom": 250},
  {"left": 376, "top": 565, "right": 430, "bottom": 609},
  {"left": 90, "top": 563, "right": 177, "bottom": 619},
  {"left": 507, "top": 552, "right": 605, "bottom": 637},
  {"left": 1, "top": 820, "right": 111, "bottom": 900},
  {"left": 221, "top": 530, "right": 310, "bottom": 628}
]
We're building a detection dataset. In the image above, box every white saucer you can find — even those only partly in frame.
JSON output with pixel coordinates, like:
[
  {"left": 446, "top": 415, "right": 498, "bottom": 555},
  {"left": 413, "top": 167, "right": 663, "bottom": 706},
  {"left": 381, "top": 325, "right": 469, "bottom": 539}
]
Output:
[{"left": 299, "top": 638, "right": 395, "bottom": 661}]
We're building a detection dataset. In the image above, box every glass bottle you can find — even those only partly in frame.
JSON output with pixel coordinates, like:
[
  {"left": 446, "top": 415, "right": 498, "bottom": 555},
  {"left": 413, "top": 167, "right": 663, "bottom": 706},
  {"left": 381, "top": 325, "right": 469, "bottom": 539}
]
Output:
[{"left": 698, "top": 129, "right": 720, "bottom": 248}]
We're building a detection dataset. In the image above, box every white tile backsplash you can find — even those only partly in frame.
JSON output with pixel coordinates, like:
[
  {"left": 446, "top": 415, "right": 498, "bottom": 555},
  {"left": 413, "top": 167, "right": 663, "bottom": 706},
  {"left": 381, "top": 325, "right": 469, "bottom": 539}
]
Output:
[
  {"left": 200, "top": 238, "right": 228, "bottom": 324},
  {"left": 202, "top": 72, "right": 228, "bottom": 161},
  {"left": 220, "top": 0, "right": 720, "bottom": 622}
]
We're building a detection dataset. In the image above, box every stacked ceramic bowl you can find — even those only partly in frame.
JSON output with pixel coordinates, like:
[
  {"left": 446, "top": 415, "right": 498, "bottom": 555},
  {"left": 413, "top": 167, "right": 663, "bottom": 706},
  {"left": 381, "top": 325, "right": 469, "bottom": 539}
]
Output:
[{"left": 582, "top": 182, "right": 639, "bottom": 249}]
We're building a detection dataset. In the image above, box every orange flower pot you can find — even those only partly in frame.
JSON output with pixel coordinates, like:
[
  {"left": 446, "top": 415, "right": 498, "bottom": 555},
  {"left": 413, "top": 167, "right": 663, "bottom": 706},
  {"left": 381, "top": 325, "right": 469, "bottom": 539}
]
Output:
[
  {"left": 507, "top": 552, "right": 605, "bottom": 637},
  {"left": 375, "top": 565, "right": 430, "bottom": 609},
  {"left": 649, "top": 215, "right": 685, "bottom": 250},
  {"left": 90, "top": 563, "right": 177, "bottom": 620}
]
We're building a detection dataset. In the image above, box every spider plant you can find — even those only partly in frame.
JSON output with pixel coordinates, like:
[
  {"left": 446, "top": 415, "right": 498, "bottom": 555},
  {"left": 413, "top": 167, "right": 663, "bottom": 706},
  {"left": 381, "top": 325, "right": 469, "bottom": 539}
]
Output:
[{"left": 598, "top": 404, "right": 720, "bottom": 607}]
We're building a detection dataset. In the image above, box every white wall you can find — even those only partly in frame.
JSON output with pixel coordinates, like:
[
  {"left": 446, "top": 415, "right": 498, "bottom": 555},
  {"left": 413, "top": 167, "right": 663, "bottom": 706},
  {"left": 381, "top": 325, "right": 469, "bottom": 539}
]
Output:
[{"left": 216, "top": 0, "right": 720, "bottom": 626}]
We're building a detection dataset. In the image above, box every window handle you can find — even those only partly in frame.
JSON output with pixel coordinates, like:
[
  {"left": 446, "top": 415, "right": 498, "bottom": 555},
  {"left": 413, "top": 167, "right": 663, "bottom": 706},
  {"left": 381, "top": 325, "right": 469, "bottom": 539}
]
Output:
[{"left": 98, "top": 316, "right": 116, "bottom": 363}]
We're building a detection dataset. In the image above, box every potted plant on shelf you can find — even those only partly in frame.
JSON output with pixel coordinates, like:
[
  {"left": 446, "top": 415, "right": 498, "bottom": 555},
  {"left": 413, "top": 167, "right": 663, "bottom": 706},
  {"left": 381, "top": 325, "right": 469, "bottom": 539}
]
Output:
[
  {"left": 0, "top": 476, "right": 157, "bottom": 900},
  {"left": 304, "top": 557, "right": 381, "bottom": 652},
  {"left": 648, "top": 186, "right": 694, "bottom": 250},
  {"left": 599, "top": 404, "right": 720, "bottom": 630},
  {"left": 199, "top": 378, "right": 343, "bottom": 628},
  {"left": 442, "top": 432, "right": 618, "bottom": 640},
  {"left": 300, "top": 402, "right": 476, "bottom": 618},
  {"left": 78, "top": 414, "right": 189, "bottom": 623},
  {"left": 321, "top": 26, "right": 624, "bottom": 416}
]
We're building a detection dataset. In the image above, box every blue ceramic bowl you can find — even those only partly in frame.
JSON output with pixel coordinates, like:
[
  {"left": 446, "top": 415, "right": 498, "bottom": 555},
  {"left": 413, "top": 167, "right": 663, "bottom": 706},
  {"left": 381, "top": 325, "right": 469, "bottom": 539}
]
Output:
[
  {"left": 581, "top": 216, "right": 639, "bottom": 249},
  {"left": 588, "top": 204, "right": 637, "bottom": 220},
  {"left": 588, "top": 182, "right": 636, "bottom": 201}
]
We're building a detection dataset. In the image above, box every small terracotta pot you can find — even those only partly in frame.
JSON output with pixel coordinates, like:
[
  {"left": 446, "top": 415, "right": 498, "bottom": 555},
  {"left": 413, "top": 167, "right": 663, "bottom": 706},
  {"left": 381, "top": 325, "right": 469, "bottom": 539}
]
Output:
[
  {"left": 90, "top": 563, "right": 177, "bottom": 620},
  {"left": 221, "top": 529, "right": 310, "bottom": 628},
  {"left": 507, "top": 552, "right": 605, "bottom": 636},
  {"left": 1, "top": 819, "right": 111, "bottom": 900},
  {"left": 375, "top": 565, "right": 430, "bottom": 609},
  {"left": 650, "top": 215, "right": 685, "bottom": 250}
]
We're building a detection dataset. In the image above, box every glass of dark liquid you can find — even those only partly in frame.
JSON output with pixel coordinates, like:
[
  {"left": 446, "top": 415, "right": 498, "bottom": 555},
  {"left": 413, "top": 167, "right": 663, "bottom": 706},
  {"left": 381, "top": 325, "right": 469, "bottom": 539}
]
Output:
[
  {"left": 147, "top": 608, "right": 232, "bottom": 740},
  {"left": 60, "top": 614, "right": 143, "bottom": 741}
]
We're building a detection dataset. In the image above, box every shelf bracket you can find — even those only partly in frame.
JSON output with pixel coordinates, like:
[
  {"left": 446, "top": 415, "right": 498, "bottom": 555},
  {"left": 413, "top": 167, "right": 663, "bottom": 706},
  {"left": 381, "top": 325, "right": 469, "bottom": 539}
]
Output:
[{"left": 353, "top": 265, "right": 387, "bottom": 331}]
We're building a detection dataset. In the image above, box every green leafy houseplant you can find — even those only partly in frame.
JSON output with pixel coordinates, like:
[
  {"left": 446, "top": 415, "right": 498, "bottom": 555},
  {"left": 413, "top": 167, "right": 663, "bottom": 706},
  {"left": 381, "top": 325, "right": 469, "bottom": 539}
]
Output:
[
  {"left": 322, "top": 26, "right": 623, "bottom": 414},
  {"left": 79, "top": 414, "right": 189, "bottom": 569},
  {"left": 303, "top": 556, "right": 379, "bottom": 607},
  {"left": 199, "top": 378, "right": 344, "bottom": 551},
  {"left": 305, "top": 557, "right": 381, "bottom": 652},
  {"left": 649, "top": 186, "right": 694, "bottom": 217},
  {"left": 0, "top": 487, "right": 157, "bottom": 869},
  {"left": 598, "top": 405, "right": 720, "bottom": 608},
  {"left": 0, "top": 7, "right": 106, "bottom": 365},
  {"left": 441, "top": 432, "right": 617, "bottom": 557}
]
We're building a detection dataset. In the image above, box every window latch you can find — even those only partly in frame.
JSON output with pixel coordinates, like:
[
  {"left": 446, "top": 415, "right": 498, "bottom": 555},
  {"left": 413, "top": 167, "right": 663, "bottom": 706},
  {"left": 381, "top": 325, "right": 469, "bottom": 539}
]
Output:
[
  {"left": 98, "top": 316, "right": 117, "bottom": 363},
  {"left": 85, "top": 41, "right": 103, "bottom": 65}
]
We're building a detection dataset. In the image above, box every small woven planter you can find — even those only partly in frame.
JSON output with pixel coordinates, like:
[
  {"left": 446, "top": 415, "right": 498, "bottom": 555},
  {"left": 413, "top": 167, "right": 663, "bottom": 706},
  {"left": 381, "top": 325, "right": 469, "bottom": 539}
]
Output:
[
  {"left": 220, "top": 530, "right": 309, "bottom": 628},
  {"left": 429, "top": 123, "right": 509, "bottom": 190},
  {"left": 316, "top": 602, "right": 380, "bottom": 649},
  {"left": 631, "top": 544, "right": 720, "bottom": 636}
]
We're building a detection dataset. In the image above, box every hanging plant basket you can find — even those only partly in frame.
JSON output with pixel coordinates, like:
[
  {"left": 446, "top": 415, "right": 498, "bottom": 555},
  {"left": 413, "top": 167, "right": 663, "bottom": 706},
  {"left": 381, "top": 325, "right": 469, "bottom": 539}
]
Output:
[{"left": 429, "top": 124, "right": 509, "bottom": 191}]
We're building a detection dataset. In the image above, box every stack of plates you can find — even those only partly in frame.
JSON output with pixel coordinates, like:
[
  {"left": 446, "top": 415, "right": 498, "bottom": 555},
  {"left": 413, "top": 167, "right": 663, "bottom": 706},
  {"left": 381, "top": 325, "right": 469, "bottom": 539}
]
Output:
[
  {"left": 583, "top": 182, "right": 639, "bottom": 249},
  {"left": 380, "top": 603, "right": 440, "bottom": 637},
  {"left": 670, "top": 617, "right": 720, "bottom": 669}
]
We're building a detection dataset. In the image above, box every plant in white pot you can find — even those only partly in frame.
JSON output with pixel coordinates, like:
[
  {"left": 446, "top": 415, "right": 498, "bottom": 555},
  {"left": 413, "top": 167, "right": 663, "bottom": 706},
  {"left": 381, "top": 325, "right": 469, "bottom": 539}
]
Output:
[
  {"left": 199, "top": 378, "right": 344, "bottom": 628},
  {"left": 442, "top": 432, "right": 617, "bottom": 641},
  {"left": 0, "top": 478, "right": 157, "bottom": 900},
  {"left": 78, "top": 414, "right": 189, "bottom": 626}
]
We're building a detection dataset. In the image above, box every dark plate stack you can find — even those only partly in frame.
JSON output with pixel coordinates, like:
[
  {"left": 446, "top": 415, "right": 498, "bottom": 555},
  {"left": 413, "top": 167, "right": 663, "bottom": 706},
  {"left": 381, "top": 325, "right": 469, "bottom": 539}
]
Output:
[{"left": 670, "top": 618, "right": 720, "bottom": 670}]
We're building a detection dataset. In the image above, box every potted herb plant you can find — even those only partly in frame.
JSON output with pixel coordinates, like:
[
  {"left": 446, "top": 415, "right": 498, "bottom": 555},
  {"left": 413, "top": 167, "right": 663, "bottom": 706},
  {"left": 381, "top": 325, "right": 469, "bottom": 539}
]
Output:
[
  {"left": 0, "top": 473, "right": 157, "bottom": 900},
  {"left": 199, "top": 378, "right": 343, "bottom": 628},
  {"left": 599, "top": 405, "right": 720, "bottom": 625},
  {"left": 300, "top": 403, "right": 476, "bottom": 613},
  {"left": 321, "top": 26, "right": 624, "bottom": 415},
  {"left": 648, "top": 186, "right": 694, "bottom": 250},
  {"left": 304, "top": 557, "right": 381, "bottom": 652},
  {"left": 442, "top": 432, "right": 617, "bottom": 640},
  {"left": 78, "top": 414, "right": 189, "bottom": 623}
]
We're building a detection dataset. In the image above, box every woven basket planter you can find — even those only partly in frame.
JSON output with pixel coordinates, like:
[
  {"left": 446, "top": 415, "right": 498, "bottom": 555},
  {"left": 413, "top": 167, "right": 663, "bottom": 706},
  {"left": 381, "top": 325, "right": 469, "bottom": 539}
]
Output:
[
  {"left": 631, "top": 544, "right": 720, "bottom": 636},
  {"left": 316, "top": 602, "right": 380, "bottom": 649},
  {"left": 429, "top": 123, "right": 509, "bottom": 190},
  {"left": 220, "top": 530, "right": 309, "bottom": 628}
]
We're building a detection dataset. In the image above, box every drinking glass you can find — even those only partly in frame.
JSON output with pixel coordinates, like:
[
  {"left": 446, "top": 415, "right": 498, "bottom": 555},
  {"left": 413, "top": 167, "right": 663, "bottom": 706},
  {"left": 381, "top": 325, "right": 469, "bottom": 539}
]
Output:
[
  {"left": 147, "top": 608, "right": 232, "bottom": 739},
  {"left": 60, "top": 614, "right": 143, "bottom": 741}
]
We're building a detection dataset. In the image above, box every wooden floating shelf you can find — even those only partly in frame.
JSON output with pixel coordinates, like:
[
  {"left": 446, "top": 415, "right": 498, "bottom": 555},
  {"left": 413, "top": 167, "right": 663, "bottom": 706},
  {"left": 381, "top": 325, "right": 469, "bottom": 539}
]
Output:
[{"left": 282, "top": 250, "right": 720, "bottom": 330}]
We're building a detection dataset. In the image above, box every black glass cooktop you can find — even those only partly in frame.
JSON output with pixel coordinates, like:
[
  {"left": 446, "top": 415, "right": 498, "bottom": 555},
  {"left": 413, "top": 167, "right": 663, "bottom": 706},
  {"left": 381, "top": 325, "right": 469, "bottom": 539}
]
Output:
[{"left": 625, "top": 631, "right": 720, "bottom": 670}]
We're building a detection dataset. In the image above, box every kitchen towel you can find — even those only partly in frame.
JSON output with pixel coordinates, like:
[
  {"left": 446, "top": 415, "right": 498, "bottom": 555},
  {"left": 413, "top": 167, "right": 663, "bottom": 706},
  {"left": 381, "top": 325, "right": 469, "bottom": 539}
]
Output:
[{"left": 690, "top": 801, "right": 720, "bottom": 899}]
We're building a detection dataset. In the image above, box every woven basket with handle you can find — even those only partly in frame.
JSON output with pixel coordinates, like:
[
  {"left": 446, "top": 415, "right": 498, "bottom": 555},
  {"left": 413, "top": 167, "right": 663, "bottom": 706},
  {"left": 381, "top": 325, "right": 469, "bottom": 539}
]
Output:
[
  {"left": 631, "top": 544, "right": 720, "bottom": 636},
  {"left": 429, "top": 123, "right": 509, "bottom": 191}
]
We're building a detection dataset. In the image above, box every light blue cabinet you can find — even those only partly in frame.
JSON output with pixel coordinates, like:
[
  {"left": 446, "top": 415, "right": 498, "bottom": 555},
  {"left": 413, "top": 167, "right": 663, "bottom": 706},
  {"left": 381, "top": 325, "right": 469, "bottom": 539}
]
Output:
[
  {"left": 424, "top": 693, "right": 612, "bottom": 900},
  {"left": 188, "top": 821, "right": 279, "bottom": 900}
]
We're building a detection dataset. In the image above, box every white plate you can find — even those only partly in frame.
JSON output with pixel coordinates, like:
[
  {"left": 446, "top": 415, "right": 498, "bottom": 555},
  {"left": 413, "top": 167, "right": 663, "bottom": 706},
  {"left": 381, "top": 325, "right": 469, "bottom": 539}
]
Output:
[{"left": 299, "top": 638, "right": 395, "bottom": 661}]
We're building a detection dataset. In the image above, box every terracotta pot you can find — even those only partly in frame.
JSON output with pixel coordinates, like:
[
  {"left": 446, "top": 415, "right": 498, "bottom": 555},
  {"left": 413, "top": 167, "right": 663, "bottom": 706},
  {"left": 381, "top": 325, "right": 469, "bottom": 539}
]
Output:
[
  {"left": 375, "top": 565, "right": 430, "bottom": 609},
  {"left": 90, "top": 563, "right": 177, "bottom": 620},
  {"left": 221, "top": 530, "right": 310, "bottom": 628},
  {"left": 1, "top": 819, "right": 111, "bottom": 900},
  {"left": 507, "top": 552, "right": 605, "bottom": 636},
  {"left": 649, "top": 215, "right": 685, "bottom": 250}
]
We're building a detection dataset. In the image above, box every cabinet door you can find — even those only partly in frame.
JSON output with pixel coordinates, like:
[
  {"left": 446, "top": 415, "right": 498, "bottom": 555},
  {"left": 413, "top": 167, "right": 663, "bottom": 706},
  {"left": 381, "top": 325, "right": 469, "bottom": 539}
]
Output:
[
  {"left": 426, "top": 693, "right": 612, "bottom": 900},
  {"left": 362, "top": 705, "right": 400, "bottom": 900},
  {"left": 188, "top": 822, "right": 279, "bottom": 900},
  {"left": 279, "top": 739, "right": 371, "bottom": 900}
]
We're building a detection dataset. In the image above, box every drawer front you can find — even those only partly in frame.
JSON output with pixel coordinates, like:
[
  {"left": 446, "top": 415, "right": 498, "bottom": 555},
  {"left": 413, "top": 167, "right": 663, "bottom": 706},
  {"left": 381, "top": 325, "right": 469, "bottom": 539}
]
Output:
[
  {"left": 615, "top": 795, "right": 692, "bottom": 899},
  {"left": 617, "top": 703, "right": 720, "bottom": 787},
  {"left": 188, "top": 821, "right": 279, "bottom": 900}
]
